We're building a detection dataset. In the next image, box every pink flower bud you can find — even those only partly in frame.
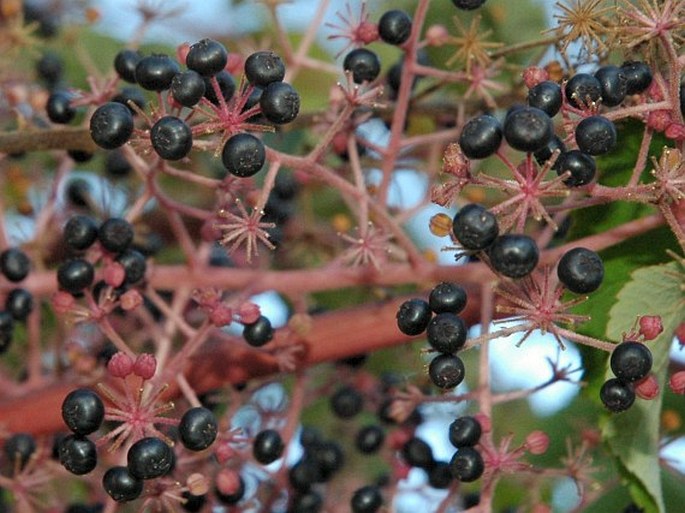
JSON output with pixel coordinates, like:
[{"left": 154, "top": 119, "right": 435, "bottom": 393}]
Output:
[
  {"left": 133, "top": 353, "right": 157, "bottom": 380},
  {"left": 357, "top": 21, "right": 379, "bottom": 45},
  {"left": 103, "top": 262, "right": 126, "bottom": 288},
  {"left": 210, "top": 304, "right": 233, "bottom": 327},
  {"left": 525, "top": 430, "right": 550, "bottom": 455},
  {"left": 238, "top": 301, "right": 261, "bottom": 325},
  {"left": 635, "top": 375, "right": 659, "bottom": 400},
  {"left": 666, "top": 123, "right": 685, "bottom": 141},
  {"left": 108, "top": 351, "right": 133, "bottom": 378},
  {"left": 215, "top": 468, "right": 241, "bottom": 496},
  {"left": 425, "top": 24, "right": 450, "bottom": 47},
  {"left": 647, "top": 110, "right": 672, "bottom": 132},
  {"left": 120, "top": 290, "right": 143, "bottom": 311},
  {"left": 638, "top": 315, "right": 663, "bottom": 341},
  {"left": 676, "top": 323, "right": 685, "bottom": 347},
  {"left": 523, "top": 66, "right": 549, "bottom": 89},
  {"left": 52, "top": 291, "right": 75, "bottom": 314},
  {"left": 669, "top": 371, "right": 685, "bottom": 394},
  {"left": 215, "top": 442, "right": 235, "bottom": 464}
]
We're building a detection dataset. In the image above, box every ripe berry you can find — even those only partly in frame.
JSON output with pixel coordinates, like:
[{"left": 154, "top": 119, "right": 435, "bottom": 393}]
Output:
[
  {"left": 4, "top": 433, "right": 36, "bottom": 470},
  {"left": 260, "top": 81, "right": 300, "bottom": 124},
  {"left": 134, "top": 54, "right": 180, "bottom": 91},
  {"left": 451, "top": 0, "right": 487, "bottom": 9},
  {"left": 186, "top": 38, "right": 228, "bottom": 77},
  {"left": 343, "top": 48, "right": 382, "bottom": 84},
  {"left": 221, "top": 133, "right": 266, "bottom": 177},
  {"left": 112, "top": 86, "right": 146, "bottom": 114},
  {"left": 170, "top": 70, "right": 206, "bottom": 107},
  {"left": 89, "top": 102, "right": 134, "bottom": 150},
  {"left": 575, "top": 115, "right": 617, "bottom": 156},
  {"left": 114, "top": 49, "right": 141, "bottom": 83},
  {"left": 555, "top": 150, "right": 596, "bottom": 187},
  {"left": 449, "top": 416, "right": 482, "bottom": 448},
  {"left": 61, "top": 388, "right": 105, "bottom": 435},
  {"left": 330, "top": 386, "right": 363, "bottom": 418},
  {"left": 36, "top": 51, "right": 63, "bottom": 88},
  {"left": 46, "top": 91, "right": 75, "bottom": 124},
  {"left": 610, "top": 341, "right": 653, "bottom": 383},
  {"left": 179, "top": 407, "right": 218, "bottom": 451},
  {"left": 534, "top": 134, "right": 566, "bottom": 167},
  {"left": 150, "top": 116, "right": 193, "bottom": 161},
  {"left": 378, "top": 10, "right": 412, "bottom": 45},
  {"left": 429, "top": 282, "right": 467, "bottom": 314},
  {"left": 600, "top": 378, "right": 635, "bottom": 412},
  {"left": 355, "top": 425, "right": 385, "bottom": 454},
  {"left": 102, "top": 466, "right": 144, "bottom": 502},
  {"left": 449, "top": 446, "right": 484, "bottom": 482},
  {"left": 594, "top": 65, "right": 627, "bottom": 107},
  {"left": 527, "top": 81, "right": 562, "bottom": 117},
  {"left": 243, "top": 315, "right": 274, "bottom": 347},
  {"left": 64, "top": 215, "right": 98, "bottom": 250},
  {"left": 0, "top": 248, "right": 30, "bottom": 282},
  {"left": 98, "top": 218, "right": 134, "bottom": 253},
  {"left": 181, "top": 491, "right": 206, "bottom": 512},
  {"left": 621, "top": 61, "right": 652, "bottom": 95},
  {"left": 429, "top": 353, "right": 466, "bottom": 389},
  {"left": 311, "top": 440, "right": 344, "bottom": 481},
  {"left": 396, "top": 298, "right": 432, "bottom": 336},
  {"left": 428, "top": 461, "right": 453, "bottom": 489},
  {"left": 401, "top": 437, "right": 434, "bottom": 469},
  {"left": 127, "top": 436, "right": 174, "bottom": 479},
  {"left": 565, "top": 73, "right": 602, "bottom": 109},
  {"left": 427, "top": 312, "right": 467, "bottom": 353},
  {"left": 351, "top": 485, "right": 382, "bottom": 513},
  {"left": 557, "top": 247, "right": 604, "bottom": 293},
  {"left": 253, "top": 429, "right": 284, "bottom": 464},
  {"left": 244, "top": 51, "right": 286, "bottom": 87},
  {"left": 105, "top": 149, "right": 132, "bottom": 177},
  {"left": 6, "top": 288, "right": 33, "bottom": 321},
  {"left": 290, "top": 491, "right": 323, "bottom": 513},
  {"left": 59, "top": 434, "right": 97, "bottom": 475},
  {"left": 57, "top": 259, "right": 94, "bottom": 294},
  {"left": 458, "top": 114, "right": 502, "bottom": 159},
  {"left": 203, "top": 70, "right": 235, "bottom": 105},
  {"left": 116, "top": 249, "right": 147, "bottom": 284},
  {"left": 488, "top": 234, "right": 539, "bottom": 278},
  {"left": 503, "top": 106, "right": 554, "bottom": 153},
  {"left": 452, "top": 204, "right": 499, "bottom": 250},
  {"left": 289, "top": 458, "right": 321, "bottom": 491}
]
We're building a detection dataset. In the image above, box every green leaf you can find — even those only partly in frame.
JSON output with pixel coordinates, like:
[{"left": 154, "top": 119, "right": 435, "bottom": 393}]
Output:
[{"left": 602, "top": 261, "right": 685, "bottom": 513}]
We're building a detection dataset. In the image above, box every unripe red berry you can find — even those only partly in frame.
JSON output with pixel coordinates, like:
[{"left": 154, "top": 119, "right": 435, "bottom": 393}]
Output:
[
  {"left": 133, "top": 353, "right": 156, "bottom": 379},
  {"left": 215, "top": 468, "right": 242, "bottom": 496},
  {"left": 638, "top": 315, "right": 663, "bottom": 341},
  {"left": 525, "top": 430, "right": 550, "bottom": 455},
  {"left": 108, "top": 351, "right": 133, "bottom": 378},
  {"left": 668, "top": 371, "right": 685, "bottom": 394},
  {"left": 634, "top": 375, "right": 659, "bottom": 400}
]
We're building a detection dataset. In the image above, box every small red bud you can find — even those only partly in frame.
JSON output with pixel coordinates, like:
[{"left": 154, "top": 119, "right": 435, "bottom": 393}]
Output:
[
  {"left": 209, "top": 304, "right": 233, "bottom": 327},
  {"left": 238, "top": 301, "right": 261, "bottom": 325},
  {"left": 675, "top": 322, "right": 685, "bottom": 347},
  {"left": 357, "top": 21, "right": 379, "bottom": 44},
  {"left": 215, "top": 442, "right": 235, "bottom": 464},
  {"left": 215, "top": 468, "right": 241, "bottom": 496},
  {"left": 120, "top": 290, "right": 143, "bottom": 311},
  {"left": 638, "top": 315, "right": 663, "bottom": 341},
  {"left": 523, "top": 66, "right": 549, "bottom": 89},
  {"left": 133, "top": 353, "right": 157, "bottom": 380},
  {"left": 525, "top": 430, "right": 550, "bottom": 455},
  {"left": 176, "top": 43, "right": 190, "bottom": 65},
  {"left": 103, "top": 262, "right": 126, "bottom": 288},
  {"left": 635, "top": 375, "right": 659, "bottom": 400},
  {"left": 52, "top": 291, "right": 75, "bottom": 314},
  {"left": 108, "top": 351, "right": 133, "bottom": 378},
  {"left": 425, "top": 24, "right": 450, "bottom": 47},
  {"left": 668, "top": 371, "right": 685, "bottom": 394}
]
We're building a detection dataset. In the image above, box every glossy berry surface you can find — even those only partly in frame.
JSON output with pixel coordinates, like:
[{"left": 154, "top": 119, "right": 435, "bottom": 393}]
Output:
[
  {"left": 204, "top": 70, "right": 235, "bottom": 105},
  {"left": 47, "top": 91, "right": 75, "bottom": 124},
  {"left": 222, "top": 133, "right": 266, "bottom": 177},
  {"left": 57, "top": 259, "right": 94, "bottom": 294},
  {"left": 396, "top": 298, "right": 432, "bottom": 335},
  {"left": 534, "top": 134, "right": 566, "bottom": 167},
  {"left": 429, "top": 282, "right": 467, "bottom": 314},
  {"left": 355, "top": 425, "right": 385, "bottom": 454},
  {"left": 186, "top": 38, "right": 227, "bottom": 77},
  {"left": 112, "top": 86, "right": 146, "bottom": 114},
  {"left": 170, "top": 70, "right": 206, "bottom": 107},
  {"left": 610, "top": 342, "right": 653, "bottom": 383},
  {"left": 428, "top": 461, "right": 453, "bottom": 489},
  {"left": 565, "top": 73, "right": 602, "bottom": 109},
  {"left": 621, "top": 61, "right": 653, "bottom": 94},
  {"left": 555, "top": 150, "right": 596, "bottom": 187},
  {"left": 451, "top": 0, "right": 487, "bottom": 9},
  {"left": 61, "top": 388, "right": 105, "bottom": 435},
  {"left": 452, "top": 203, "right": 499, "bottom": 250},
  {"left": 401, "top": 437, "right": 434, "bottom": 469},
  {"left": 116, "top": 249, "right": 147, "bottom": 284},
  {"left": 427, "top": 312, "right": 467, "bottom": 353},
  {"left": 449, "top": 446, "right": 484, "bottom": 482},
  {"left": 449, "top": 416, "right": 482, "bottom": 448},
  {"left": 64, "top": 215, "right": 98, "bottom": 251},
  {"left": 594, "top": 65, "right": 627, "bottom": 107},
  {"left": 126, "top": 437, "right": 174, "bottom": 479},
  {"left": 330, "top": 385, "right": 363, "bottom": 418},
  {"left": 429, "top": 353, "right": 466, "bottom": 389},
  {"left": 98, "top": 218, "right": 134, "bottom": 253},
  {"left": 557, "top": 247, "right": 604, "bottom": 293},
  {"left": 134, "top": 54, "right": 180, "bottom": 91},
  {"left": 503, "top": 106, "right": 554, "bottom": 153},
  {"left": 488, "top": 234, "right": 539, "bottom": 279},
  {"left": 600, "top": 378, "right": 635, "bottom": 412},
  {"left": 4, "top": 433, "right": 36, "bottom": 470},
  {"left": 575, "top": 115, "right": 617, "bottom": 156},
  {"left": 244, "top": 51, "right": 286, "bottom": 87},
  {"left": 6, "top": 288, "right": 33, "bottom": 321},
  {"left": 150, "top": 116, "right": 193, "bottom": 161},
  {"left": 0, "top": 248, "right": 30, "bottom": 282},
  {"left": 113, "top": 49, "right": 141, "bottom": 83},
  {"left": 253, "top": 429, "right": 284, "bottom": 464},
  {"left": 179, "top": 407, "right": 218, "bottom": 451},
  {"left": 351, "top": 485, "right": 382, "bottom": 513},
  {"left": 378, "top": 10, "right": 412, "bottom": 45},
  {"left": 458, "top": 114, "right": 502, "bottom": 159},
  {"left": 102, "top": 466, "right": 143, "bottom": 502},
  {"left": 527, "top": 81, "right": 562, "bottom": 117},
  {"left": 59, "top": 434, "right": 97, "bottom": 475},
  {"left": 260, "top": 81, "right": 300, "bottom": 124},
  {"left": 243, "top": 315, "right": 274, "bottom": 347},
  {"left": 343, "top": 48, "right": 381, "bottom": 84},
  {"left": 89, "top": 102, "right": 134, "bottom": 150}
]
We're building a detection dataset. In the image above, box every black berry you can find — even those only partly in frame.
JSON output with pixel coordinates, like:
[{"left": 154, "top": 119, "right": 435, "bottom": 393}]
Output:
[
  {"left": 594, "top": 65, "right": 627, "bottom": 107},
  {"left": 112, "top": 86, "right": 146, "bottom": 114},
  {"left": 186, "top": 38, "right": 228, "bottom": 77},
  {"left": 488, "top": 234, "right": 539, "bottom": 279},
  {"left": 351, "top": 485, "right": 382, "bottom": 513},
  {"left": 378, "top": 10, "right": 412, "bottom": 46},
  {"left": 428, "top": 461, "right": 453, "bottom": 489},
  {"left": 448, "top": 416, "right": 482, "bottom": 448},
  {"left": 244, "top": 51, "right": 286, "bottom": 87},
  {"left": 290, "top": 490, "right": 323, "bottom": 513},
  {"left": 150, "top": 116, "right": 193, "bottom": 161},
  {"left": 102, "top": 466, "right": 143, "bottom": 502},
  {"left": 59, "top": 434, "right": 97, "bottom": 475},
  {"left": 343, "top": 48, "right": 381, "bottom": 84},
  {"left": 116, "top": 249, "right": 147, "bottom": 284},
  {"left": 621, "top": 61, "right": 652, "bottom": 95},
  {"left": 503, "top": 106, "right": 554, "bottom": 153},
  {"left": 5, "top": 288, "right": 33, "bottom": 321},
  {"left": 57, "top": 259, "right": 94, "bottom": 294},
  {"left": 565, "top": 73, "right": 602, "bottom": 109},
  {"left": 260, "top": 81, "right": 300, "bottom": 124},
  {"left": 203, "top": 70, "right": 236, "bottom": 105},
  {"left": 452, "top": 204, "right": 499, "bottom": 250},
  {"left": 355, "top": 425, "right": 385, "bottom": 454},
  {"left": 555, "top": 150, "right": 596, "bottom": 187},
  {"left": 449, "top": 446, "right": 484, "bottom": 482},
  {"left": 610, "top": 341, "right": 653, "bottom": 383},
  {"left": 47, "top": 91, "right": 75, "bottom": 124},
  {"left": 89, "top": 102, "right": 134, "bottom": 150},
  {"left": 105, "top": 150, "right": 132, "bottom": 177},
  {"left": 36, "top": 51, "right": 63, "bottom": 88},
  {"left": 178, "top": 407, "right": 218, "bottom": 451},
  {"left": 451, "top": 0, "right": 487, "bottom": 8},
  {"left": 64, "top": 215, "right": 98, "bottom": 251},
  {"left": 114, "top": 49, "right": 141, "bottom": 83},
  {"left": 429, "top": 282, "right": 467, "bottom": 314},
  {"left": 4, "top": 433, "right": 36, "bottom": 470},
  {"left": 0, "top": 248, "right": 30, "bottom": 282},
  {"left": 222, "top": 133, "right": 266, "bottom": 177},
  {"left": 311, "top": 441, "right": 344, "bottom": 481},
  {"left": 575, "top": 115, "right": 616, "bottom": 156},
  {"left": 134, "top": 54, "right": 180, "bottom": 91},
  {"left": 243, "top": 315, "right": 274, "bottom": 347},
  {"left": 458, "top": 114, "right": 502, "bottom": 159},
  {"left": 289, "top": 458, "right": 321, "bottom": 492},
  {"left": 61, "top": 388, "right": 105, "bottom": 435},
  {"left": 330, "top": 386, "right": 363, "bottom": 418},
  {"left": 527, "top": 81, "right": 562, "bottom": 117},
  {"left": 126, "top": 436, "right": 174, "bottom": 480},
  {"left": 429, "top": 353, "right": 466, "bottom": 389},
  {"left": 98, "top": 218, "right": 134, "bottom": 253},
  {"left": 396, "top": 298, "right": 431, "bottom": 336},
  {"left": 600, "top": 378, "right": 635, "bottom": 412},
  {"left": 181, "top": 491, "right": 206, "bottom": 512},
  {"left": 170, "top": 70, "right": 206, "bottom": 107},
  {"left": 557, "top": 247, "right": 604, "bottom": 293},
  {"left": 401, "top": 437, "right": 434, "bottom": 469},
  {"left": 534, "top": 134, "right": 566, "bottom": 167},
  {"left": 427, "top": 312, "right": 467, "bottom": 353},
  {"left": 253, "top": 429, "right": 284, "bottom": 464}
]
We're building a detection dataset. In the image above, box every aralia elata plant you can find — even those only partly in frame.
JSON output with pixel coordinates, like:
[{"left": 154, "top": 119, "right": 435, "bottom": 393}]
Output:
[{"left": 0, "top": 0, "right": 683, "bottom": 512}]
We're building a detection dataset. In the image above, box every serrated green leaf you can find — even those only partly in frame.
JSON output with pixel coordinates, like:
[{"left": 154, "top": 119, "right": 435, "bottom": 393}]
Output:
[{"left": 602, "top": 261, "right": 685, "bottom": 513}]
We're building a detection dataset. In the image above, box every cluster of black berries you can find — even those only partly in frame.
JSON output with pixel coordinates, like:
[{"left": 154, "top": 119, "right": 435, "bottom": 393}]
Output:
[
  {"left": 396, "top": 281, "right": 469, "bottom": 389},
  {"left": 0, "top": 248, "right": 34, "bottom": 353},
  {"left": 600, "top": 341, "right": 653, "bottom": 413},
  {"left": 58, "top": 216, "right": 146, "bottom": 295},
  {"left": 448, "top": 415, "right": 485, "bottom": 482},
  {"left": 401, "top": 435, "right": 454, "bottom": 489},
  {"left": 58, "top": 388, "right": 104, "bottom": 476}
]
